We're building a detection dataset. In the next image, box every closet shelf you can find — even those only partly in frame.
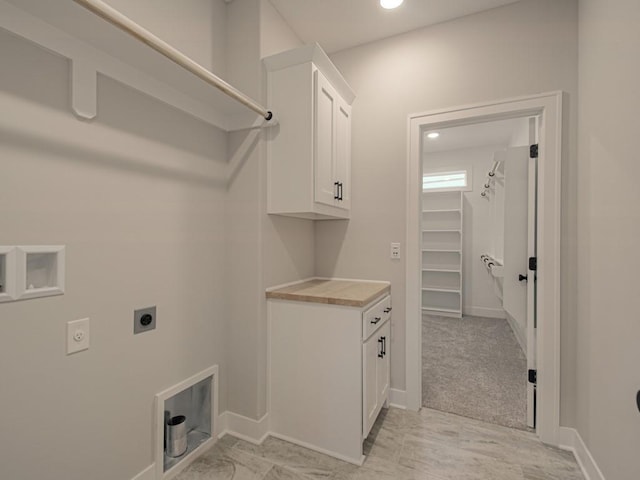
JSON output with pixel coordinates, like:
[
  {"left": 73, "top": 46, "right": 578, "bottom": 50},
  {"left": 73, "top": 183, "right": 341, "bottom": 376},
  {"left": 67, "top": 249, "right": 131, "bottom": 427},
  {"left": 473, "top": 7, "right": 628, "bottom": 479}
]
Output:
[
  {"left": 421, "top": 191, "right": 463, "bottom": 319},
  {"left": 422, "top": 209, "right": 461, "bottom": 213},
  {"left": 422, "top": 268, "right": 461, "bottom": 273},
  {"left": 0, "top": 0, "right": 263, "bottom": 132},
  {"left": 422, "top": 249, "right": 461, "bottom": 253},
  {"left": 422, "top": 307, "right": 462, "bottom": 314},
  {"left": 421, "top": 287, "right": 461, "bottom": 294}
]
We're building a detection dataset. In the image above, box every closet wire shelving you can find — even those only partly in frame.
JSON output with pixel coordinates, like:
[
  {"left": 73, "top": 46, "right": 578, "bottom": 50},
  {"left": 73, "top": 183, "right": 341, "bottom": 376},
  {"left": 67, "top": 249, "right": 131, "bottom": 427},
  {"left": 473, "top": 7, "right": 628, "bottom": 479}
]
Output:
[{"left": 421, "top": 191, "right": 463, "bottom": 317}]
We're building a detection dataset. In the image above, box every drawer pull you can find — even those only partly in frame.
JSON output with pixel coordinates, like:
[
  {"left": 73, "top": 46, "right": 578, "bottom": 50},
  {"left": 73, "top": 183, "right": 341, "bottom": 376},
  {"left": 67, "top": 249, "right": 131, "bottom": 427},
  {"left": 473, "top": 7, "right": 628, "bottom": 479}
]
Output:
[
  {"left": 383, "top": 307, "right": 392, "bottom": 313},
  {"left": 371, "top": 316, "right": 382, "bottom": 325}
]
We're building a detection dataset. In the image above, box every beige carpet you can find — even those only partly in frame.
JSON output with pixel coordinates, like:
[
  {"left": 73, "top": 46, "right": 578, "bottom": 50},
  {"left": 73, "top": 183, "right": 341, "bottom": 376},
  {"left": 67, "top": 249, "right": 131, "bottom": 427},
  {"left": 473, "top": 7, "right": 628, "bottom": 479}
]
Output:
[{"left": 422, "top": 314, "right": 528, "bottom": 430}]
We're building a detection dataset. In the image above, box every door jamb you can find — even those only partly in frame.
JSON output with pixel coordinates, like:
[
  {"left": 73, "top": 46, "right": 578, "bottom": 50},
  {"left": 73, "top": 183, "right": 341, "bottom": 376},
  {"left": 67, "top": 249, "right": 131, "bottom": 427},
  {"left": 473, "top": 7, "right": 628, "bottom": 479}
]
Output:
[{"left": 405, "top": 92, "right": 563, "bottom": 446}]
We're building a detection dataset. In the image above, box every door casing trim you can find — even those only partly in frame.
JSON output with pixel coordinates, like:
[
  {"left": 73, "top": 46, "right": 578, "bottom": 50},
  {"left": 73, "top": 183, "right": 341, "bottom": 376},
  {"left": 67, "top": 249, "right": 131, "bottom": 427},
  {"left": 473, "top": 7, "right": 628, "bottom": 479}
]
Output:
[{"left": 405, "top": 91, "right": 563, "bottom": 445}]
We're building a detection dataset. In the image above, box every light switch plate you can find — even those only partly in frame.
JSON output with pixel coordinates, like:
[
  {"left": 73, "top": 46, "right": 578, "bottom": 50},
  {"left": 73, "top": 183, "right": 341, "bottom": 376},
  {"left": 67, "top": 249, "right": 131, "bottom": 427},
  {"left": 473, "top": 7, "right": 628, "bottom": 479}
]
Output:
[{"left": 67, "top": 318, "right": 90, "bottom": 354}]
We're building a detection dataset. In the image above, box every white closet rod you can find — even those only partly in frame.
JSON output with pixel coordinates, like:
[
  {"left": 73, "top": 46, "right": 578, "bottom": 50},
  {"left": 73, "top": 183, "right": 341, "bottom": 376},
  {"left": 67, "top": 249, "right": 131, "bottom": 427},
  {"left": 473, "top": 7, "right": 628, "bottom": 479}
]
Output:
[
  {"left": 72, "top": 0, "right": 274, "bottom": 122},
  {"left": 480, "top": 254, "right": 503, "bottom": 277},
  {"left": 480, "top": 160, "right": 502, "bottom": 197},
  {"left": 487, "top": 160, "right": 500, "bottom": 177}
]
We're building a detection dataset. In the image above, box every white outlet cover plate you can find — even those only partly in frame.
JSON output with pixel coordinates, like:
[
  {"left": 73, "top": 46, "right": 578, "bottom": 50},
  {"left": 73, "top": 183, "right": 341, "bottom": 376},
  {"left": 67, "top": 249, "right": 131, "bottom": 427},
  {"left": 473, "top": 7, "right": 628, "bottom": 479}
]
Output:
[
  {"left": 391, "top": 242, "right": 401, "bottom": 259},
  {"left": 67, "top": 318, "right": 90, "bottom": 354}
]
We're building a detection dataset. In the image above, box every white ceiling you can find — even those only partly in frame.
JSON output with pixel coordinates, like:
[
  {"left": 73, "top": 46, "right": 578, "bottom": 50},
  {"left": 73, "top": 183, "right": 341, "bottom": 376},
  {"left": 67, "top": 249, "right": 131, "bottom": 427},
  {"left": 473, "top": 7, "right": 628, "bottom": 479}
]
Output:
[
  {"left": 269, "top": 0, "right": 522, "bottom": 53},
  {"left": 423, "top": 118, "right": 529, "bottom": 154}
]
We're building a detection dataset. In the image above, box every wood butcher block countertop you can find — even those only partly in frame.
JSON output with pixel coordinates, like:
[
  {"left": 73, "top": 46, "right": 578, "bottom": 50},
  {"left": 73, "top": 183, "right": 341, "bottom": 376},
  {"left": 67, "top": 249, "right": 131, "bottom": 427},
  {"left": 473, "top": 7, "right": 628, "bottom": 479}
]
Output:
[{"left": 266, "top": 278, "right": 390, "bottom": 308}]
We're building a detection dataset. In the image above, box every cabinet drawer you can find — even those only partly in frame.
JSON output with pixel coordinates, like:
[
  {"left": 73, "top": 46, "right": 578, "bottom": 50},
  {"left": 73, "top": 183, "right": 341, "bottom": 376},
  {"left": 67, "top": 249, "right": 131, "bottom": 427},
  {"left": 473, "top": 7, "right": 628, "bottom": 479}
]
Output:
[{"left": 362, "top": 295, "right": 391, "bottom": 340}]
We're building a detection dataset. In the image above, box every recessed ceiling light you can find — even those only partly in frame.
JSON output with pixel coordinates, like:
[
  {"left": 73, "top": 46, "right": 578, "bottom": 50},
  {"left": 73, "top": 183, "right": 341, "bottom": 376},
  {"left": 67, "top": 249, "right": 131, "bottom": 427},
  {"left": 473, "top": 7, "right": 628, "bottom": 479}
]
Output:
[
  {"left": 427, "top": 132, "right": 440, "bottom": 139},
  {"left": 380, "top": 0, "right": 404, "bottom": 10}
]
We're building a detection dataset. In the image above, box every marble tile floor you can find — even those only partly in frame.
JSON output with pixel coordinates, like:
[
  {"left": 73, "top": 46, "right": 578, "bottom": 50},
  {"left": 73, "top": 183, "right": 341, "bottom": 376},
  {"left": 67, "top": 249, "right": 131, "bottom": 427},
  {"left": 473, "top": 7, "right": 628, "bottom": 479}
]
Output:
[{"left": 174, "top": 407, "right": 585, "bottom": 480}]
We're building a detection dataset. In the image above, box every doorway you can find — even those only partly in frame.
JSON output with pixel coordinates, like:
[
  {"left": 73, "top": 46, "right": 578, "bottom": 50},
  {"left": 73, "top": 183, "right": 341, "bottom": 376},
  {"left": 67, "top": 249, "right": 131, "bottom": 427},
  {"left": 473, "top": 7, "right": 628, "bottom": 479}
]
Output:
[
  {"left": 420, "top": 117, "right": 535, "bottom": 430},
  {"left": 406, "top": 92, "right": 563, "bottom": 446}
]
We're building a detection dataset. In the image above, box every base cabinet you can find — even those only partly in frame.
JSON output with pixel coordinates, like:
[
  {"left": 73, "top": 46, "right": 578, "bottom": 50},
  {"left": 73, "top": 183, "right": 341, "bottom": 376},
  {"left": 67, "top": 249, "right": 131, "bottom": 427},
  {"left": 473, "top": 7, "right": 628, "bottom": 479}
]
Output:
[{"left": 268, "top": 294, "right": 391, "bottom": 465}]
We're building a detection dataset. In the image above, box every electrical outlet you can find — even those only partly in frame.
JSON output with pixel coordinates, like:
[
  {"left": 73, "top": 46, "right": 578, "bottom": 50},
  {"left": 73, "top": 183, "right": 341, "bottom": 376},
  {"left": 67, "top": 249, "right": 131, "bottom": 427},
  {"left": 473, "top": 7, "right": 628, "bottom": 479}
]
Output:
[
  {"left": 67, "top": 318, "right": 90, "bottom": 354},
  {"left": 134, "top": 306, "right": 156, "bottom": 334},
  {"left": 390, "top": 243, "right": 401, "bottom": 259}
]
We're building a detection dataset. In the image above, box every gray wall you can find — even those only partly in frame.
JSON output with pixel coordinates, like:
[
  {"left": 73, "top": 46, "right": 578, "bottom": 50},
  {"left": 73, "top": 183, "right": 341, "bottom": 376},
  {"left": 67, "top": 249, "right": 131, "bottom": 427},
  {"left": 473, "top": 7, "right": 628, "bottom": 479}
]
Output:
[
  {"left": 0, "top": 13, "right": 228, "bottom": 480},
  {"left": 225, "top": 0, "right": 313, "bottom": 420},
  {"left": 8, "top": 0, "right": 640, "bottom": 477},
  {"left": 320, "top": 0, "right": 579, "bottom": 422},
  {"left": 0, "top": 1, "right": 312, "bottom": 478},
  {"left": 576, "top": 0, "right": 640, "bottom": 478},
  {"left": 104, "top": 0, "right": 227, "bottom": 74}
]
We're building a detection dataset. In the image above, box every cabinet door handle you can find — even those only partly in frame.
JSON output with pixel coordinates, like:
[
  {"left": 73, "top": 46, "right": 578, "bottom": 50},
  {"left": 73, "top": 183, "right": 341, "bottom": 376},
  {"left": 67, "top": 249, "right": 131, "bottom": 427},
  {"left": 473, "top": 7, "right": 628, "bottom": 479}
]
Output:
[
  {"left": 383, "top": 307, "right": 392, "bottom": 313},
  {"left": 339, "top": 182, "right": 344, "bottom": 201},
  {"left": 381, "top": 336, "right": 387, "bottom": 357},
  {"left": 334, "top": 182, "right": 340, "bottom": 200},
  {"left": 371, "top": 316, "right": 381, "bottom": 325},
  {"left": 378, "top": 337, "right": 384, "bottom": 358}
]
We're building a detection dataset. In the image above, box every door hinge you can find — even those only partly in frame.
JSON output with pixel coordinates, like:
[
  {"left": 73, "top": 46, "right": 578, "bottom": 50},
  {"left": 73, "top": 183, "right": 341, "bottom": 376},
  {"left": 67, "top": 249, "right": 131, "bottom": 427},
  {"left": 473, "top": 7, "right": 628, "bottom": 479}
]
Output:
[
  {"left": 530, "top": 144, "right": 539, "bottom": 158},
  {"left": 529, "top": 257, "right": 537, "bottom": 271},
  {"left": 528, "top": 369, "right": 537, "bottom": 384}
]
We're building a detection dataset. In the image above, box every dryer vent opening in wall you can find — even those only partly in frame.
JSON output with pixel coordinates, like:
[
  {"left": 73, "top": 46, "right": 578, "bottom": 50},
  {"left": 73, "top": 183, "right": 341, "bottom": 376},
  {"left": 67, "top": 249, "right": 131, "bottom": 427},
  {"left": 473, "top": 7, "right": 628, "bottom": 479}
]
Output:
[{"left": 155, "top": 365, "right": 219, "bottom": 479}]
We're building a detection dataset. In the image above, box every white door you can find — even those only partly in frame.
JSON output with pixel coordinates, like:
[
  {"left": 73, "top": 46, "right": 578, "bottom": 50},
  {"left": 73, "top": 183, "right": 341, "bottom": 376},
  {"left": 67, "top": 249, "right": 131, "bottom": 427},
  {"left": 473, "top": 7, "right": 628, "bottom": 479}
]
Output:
[
  {"left": 314, "top": 69, "right": 338, "bottom": 207},
  {"left": 502, "top": 147, "right": 529, "bottom": 332},
  {"left": 501, "top": 142, "right": 537, "bottom": 429},
  {"left": 525, "top": 117, "right": 539, "bottom": 429}
]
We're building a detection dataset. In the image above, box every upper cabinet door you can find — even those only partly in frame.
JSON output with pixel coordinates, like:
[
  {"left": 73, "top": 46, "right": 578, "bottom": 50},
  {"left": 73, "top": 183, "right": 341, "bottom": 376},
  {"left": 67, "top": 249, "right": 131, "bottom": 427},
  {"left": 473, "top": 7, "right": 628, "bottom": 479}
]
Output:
[
  {"left": 335, "top": 100, "right": 352, "bottom": 210},
  {"left": 314, "top": 70, "right": 338, "bottom": 208}
]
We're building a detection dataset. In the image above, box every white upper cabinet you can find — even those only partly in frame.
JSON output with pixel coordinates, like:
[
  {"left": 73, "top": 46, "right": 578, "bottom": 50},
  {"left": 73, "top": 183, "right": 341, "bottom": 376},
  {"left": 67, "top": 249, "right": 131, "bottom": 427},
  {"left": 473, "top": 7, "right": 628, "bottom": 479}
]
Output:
[{"left": 264, "top": 44, "right": 355, "bottom": 220}]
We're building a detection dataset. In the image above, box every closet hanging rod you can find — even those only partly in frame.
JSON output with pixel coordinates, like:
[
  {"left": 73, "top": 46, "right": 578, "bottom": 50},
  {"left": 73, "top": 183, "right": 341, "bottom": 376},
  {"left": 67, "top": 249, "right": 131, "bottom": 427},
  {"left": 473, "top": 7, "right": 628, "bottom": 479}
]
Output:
[
  {"left": 487, "top": 160, "right": 500, "bottom": 177},
  {"left": 72, "top": 0, "right": 274, "bottom": 122}
]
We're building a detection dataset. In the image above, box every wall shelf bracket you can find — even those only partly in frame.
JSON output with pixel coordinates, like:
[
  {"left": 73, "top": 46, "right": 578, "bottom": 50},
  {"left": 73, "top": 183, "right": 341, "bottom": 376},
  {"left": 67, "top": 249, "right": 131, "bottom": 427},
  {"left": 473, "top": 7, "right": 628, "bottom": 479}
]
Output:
[{"left": 71, "top": 59, "right": 97, "bottom": 120}]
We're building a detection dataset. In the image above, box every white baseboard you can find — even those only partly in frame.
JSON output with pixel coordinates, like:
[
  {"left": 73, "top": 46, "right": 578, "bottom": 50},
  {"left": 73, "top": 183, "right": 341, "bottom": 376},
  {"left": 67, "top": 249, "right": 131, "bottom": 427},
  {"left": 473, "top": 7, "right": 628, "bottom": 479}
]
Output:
[
  {"left": 218, "top": 411, "right": 269, "bottom": 445},
  {"left": 462, "top": 306, "right": 506, "bottom": 319},
  {"left": 558, "top": 427, "right": 606, "bottom": 480},
  {"left": 268, "top": 431, "right": 364, "bottom": 466},
  {"left": 131, "top": 464, "right": 154, "bottom": 480},
  {"left": 389, "top": 388, "right": 407, "bottom": 409},
  {"left": 218, "top": 411, "right": 364, "bottom": 465},
  {"left": 505, "top": 311, "right": 527, "bottom": 356}
]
